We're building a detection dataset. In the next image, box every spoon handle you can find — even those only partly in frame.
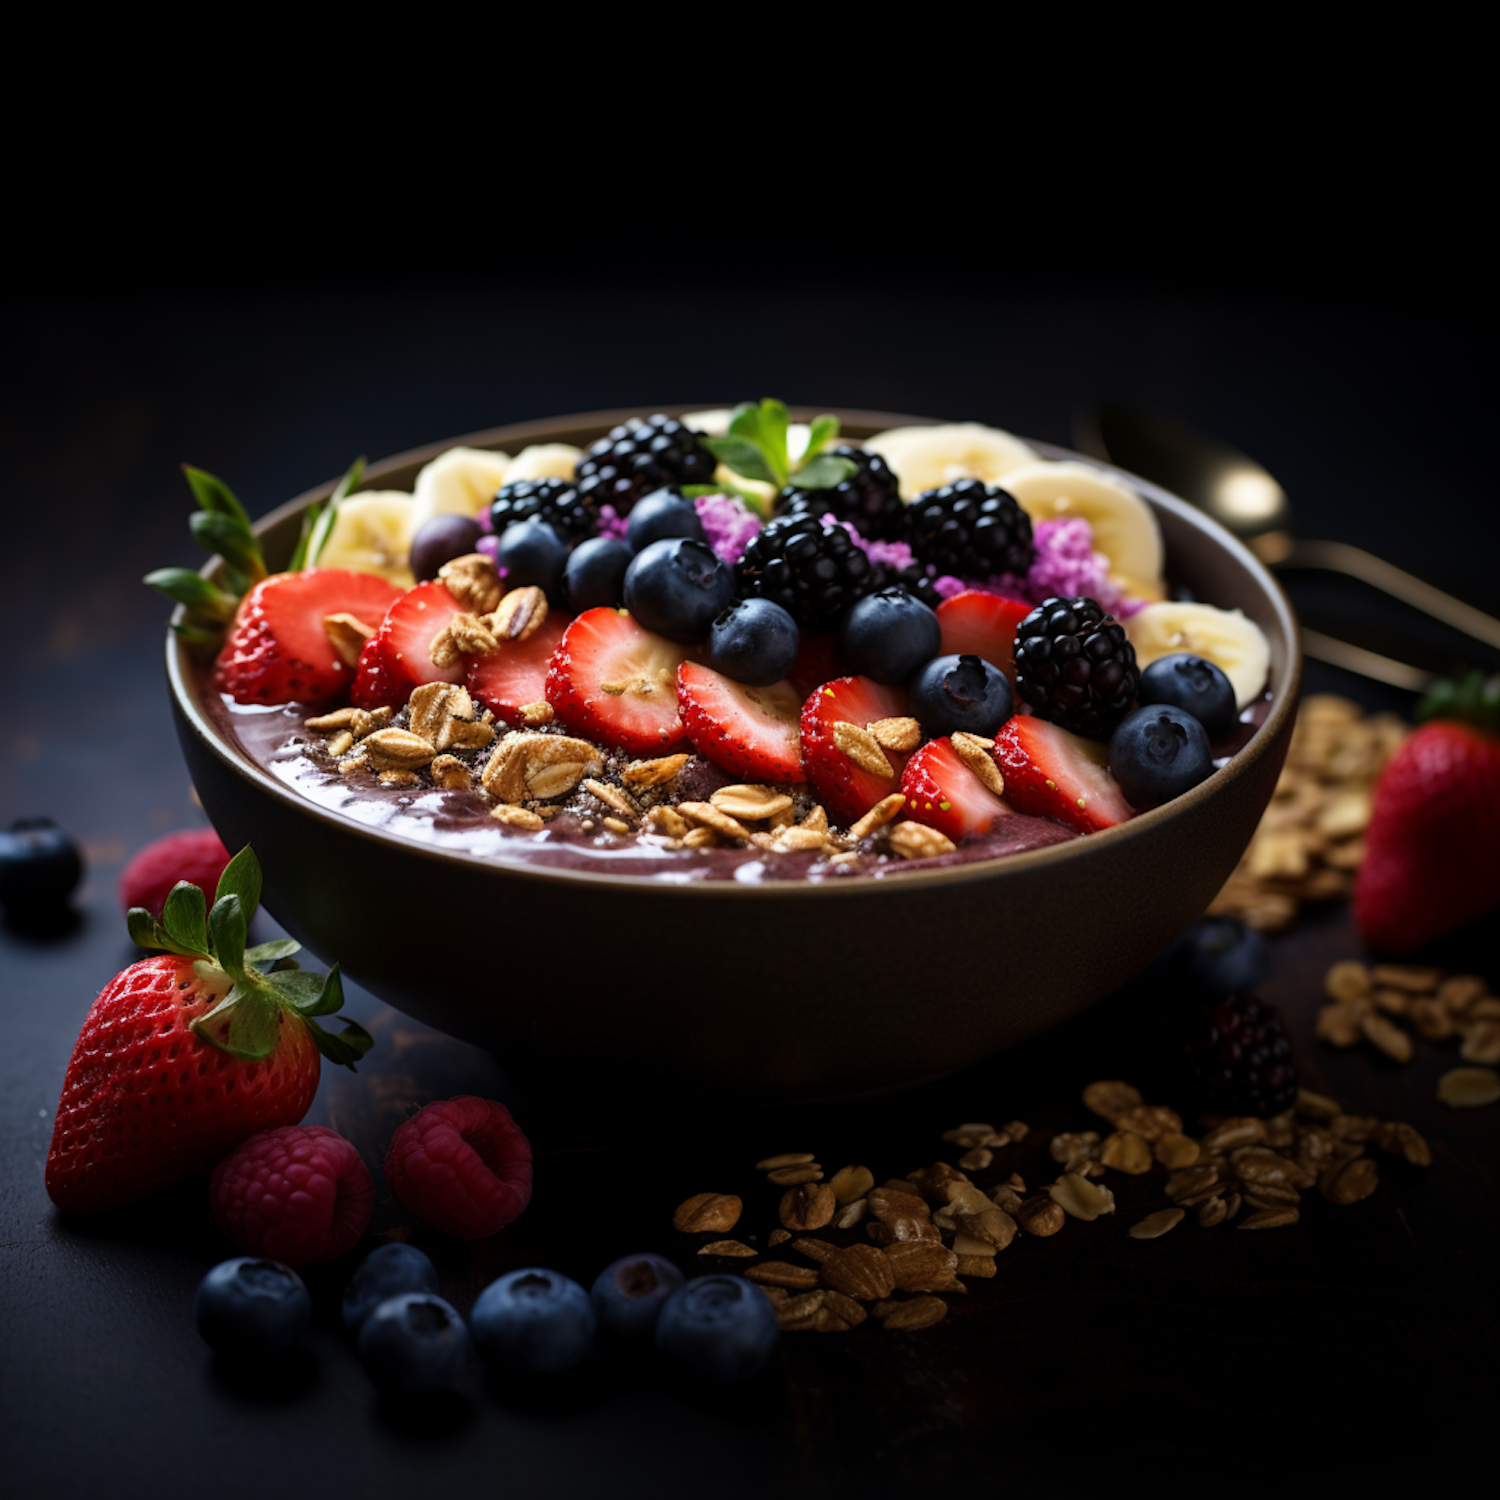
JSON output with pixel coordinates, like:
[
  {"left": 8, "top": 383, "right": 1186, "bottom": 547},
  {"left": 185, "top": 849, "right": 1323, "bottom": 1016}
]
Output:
[
  {"left": 1298, "top": 628, "right": 1435, "bottom": 693},
  {"left": 1283, "top": 539, "right": 1500, "bottom": 652}
]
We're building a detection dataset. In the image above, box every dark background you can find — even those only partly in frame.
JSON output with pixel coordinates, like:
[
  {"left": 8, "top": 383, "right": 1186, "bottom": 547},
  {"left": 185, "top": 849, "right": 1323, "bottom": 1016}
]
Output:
[{"left": 4, "top": 112, "right": 1496, "bottom": 1499}]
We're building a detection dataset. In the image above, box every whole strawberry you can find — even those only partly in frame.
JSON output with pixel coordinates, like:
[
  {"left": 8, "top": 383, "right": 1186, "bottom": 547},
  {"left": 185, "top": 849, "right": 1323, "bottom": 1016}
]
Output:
[
  {"left": 1354, "top": 671, "right": 1500, "bottom": 954},
  {"left": 46, "top": 847, "right": 372, "bottom": 1214}
]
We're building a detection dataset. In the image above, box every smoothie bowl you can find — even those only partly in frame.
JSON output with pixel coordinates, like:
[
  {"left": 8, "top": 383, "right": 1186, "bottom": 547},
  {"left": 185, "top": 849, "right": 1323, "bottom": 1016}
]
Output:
[{"left": 165, "top": 405, "right": 1300, "bottom": 1103}]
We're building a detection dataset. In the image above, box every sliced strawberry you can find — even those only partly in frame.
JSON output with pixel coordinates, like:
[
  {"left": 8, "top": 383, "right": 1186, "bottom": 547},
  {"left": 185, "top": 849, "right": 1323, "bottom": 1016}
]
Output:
[
  {"left": 677, "top": 663, "right": 806, "bottom": 783},
  {"left": 800, "top": 676, "right": 913, "bottom": 826},
  {"left": 351, "top": 580, "right": 468, "bottom": 710},
  {"left": 935, "top": 590, "right": 1032, "bottom": 688},
  {"left": 992, "top": 714, "right": 1135, "bottom": 834},
  {"left": 212, "top": 569, "right": 402, "bottom": 706},
  {"left": 787, "top": 631, "right": 850, "bottom": 702},
  {"left": 899, "top": 737, "right": 1011, "bottom": 840},
  {"left": 545, "top": 607, "right": 693, "bottom": 754},
  {"left": 466, "top": 611, "right": 572, "bottom": 726}
]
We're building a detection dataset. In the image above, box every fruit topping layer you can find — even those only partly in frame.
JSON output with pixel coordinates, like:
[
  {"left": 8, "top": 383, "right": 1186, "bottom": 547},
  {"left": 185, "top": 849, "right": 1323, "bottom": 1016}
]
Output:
[{"left": 158, "top": 404, "right": 1274, "bottom": 881}]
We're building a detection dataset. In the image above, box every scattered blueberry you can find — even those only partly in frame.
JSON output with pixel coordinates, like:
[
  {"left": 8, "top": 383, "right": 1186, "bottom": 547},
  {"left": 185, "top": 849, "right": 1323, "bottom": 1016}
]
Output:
[
  {"left": 623, "top": 538, "right": 734, "bottom": 643},
  {"left": 193, "top": 1257, "right": 312, "bottom": 1358},
  {"left": 342, "top": 1243, "right": 440, "bottom": 1338},
  {"left": 837, "top": 588, "right": 941, "bottom": 685},
  {"left": 493, "top": 519, "right": 570, "bottom": 602},
  {"left": 0, "top": 817, "right": 83, "bottom": 912},
  {"left": 564, "top": 536, "right": 634, "bottom": 612},
  {"left": 1171, "top": 916, "right": 1270, "bottom": 997},
  {"left": 909, "top": 653, "right": 1015, "bottom": 737},
  {"left": 408, "top": 514, "right": 483, "bottom": 582},
  {"left": 707, "top": 598, "right": 801, "bottom": 687},
  {"left": 590, "top": 1253, "right": 685, "bottom": 1341},
  {"left": 470, "top": 1268, "right": 597, "bottom": 1376},
  {"left": 654, "top": 1275, "right": 779, "bottom": 1383},
  {"left": 1108, "top": 704, "right": 1214, "bottom": 810},
  {"left": 626, "top": 488, "right": 705, "bottom": 552},
  {"left": 357, "top": 1293, "right": 470, "bottom": 1395},
  {"left": 1139, "top": 653, "right": 1237, "bottom": 737}
]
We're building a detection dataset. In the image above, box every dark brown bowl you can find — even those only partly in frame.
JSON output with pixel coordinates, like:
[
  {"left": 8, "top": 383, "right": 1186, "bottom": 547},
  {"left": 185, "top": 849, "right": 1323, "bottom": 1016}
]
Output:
[{"left": 167, "top": 407, "right": 1301, "bottom": 1103}]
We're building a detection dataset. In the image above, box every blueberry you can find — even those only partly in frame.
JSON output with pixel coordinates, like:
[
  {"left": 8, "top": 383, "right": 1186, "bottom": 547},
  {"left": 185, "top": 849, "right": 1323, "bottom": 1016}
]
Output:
[
  {"left": 564, "top": 536, "right": 634, "bottom": 612},
  {"left": 194, "top": 1257, "right": 312, "bottom": 1358},
  {"left": 342, "top": 1243, "right": 439, "bottom": 1338},
  {"left": 0, "top": 817, "right": 83, "bottom": 911},
  {"left": 470, "top": 1268, "right": 597, "bottom": 1375},
  {"left": 837, "top": 588, "right": 941, "bottom": 685},
  {"left": 654, "top": 1275, "right": 779, "bottom": 1383},
  {"left": 1139, "top": 653, "right": 1237, "bottom": 737},
  {"left": 1171, "top": 916, "right": 1270, "bottom": 996},
  {"left": 910, "top": 654, "right": 1014, "bottom": 737},
  {"left": 707, "top": 598, "right": 801, "bottom": 687},
  {"left": 590, "top": 1253, "right": 685, "bottom": 1341},
  {"left": 357, "top": 1293, "right": 470, "bottom": 1395},
  {"left": 623, "top": 538, "right": 734, "bottom": 643},
  {"left": 1108, "top": 704, "right": 1214, "bottom": 810},
  {"left": 493, "top": 519, "right": 570, "bottom": 602},
  {"left": 409, "top": 514, "right": 483, "bottom": 582},
  {"left": 626, "top": 488, "right": 705, "bottom": 552}
]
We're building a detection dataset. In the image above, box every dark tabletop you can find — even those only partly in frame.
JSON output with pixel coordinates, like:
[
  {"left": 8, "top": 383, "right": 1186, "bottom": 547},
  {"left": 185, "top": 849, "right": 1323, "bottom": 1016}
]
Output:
[{"left": 3, "top": 262, "right": 1496, "bottom": 1500}]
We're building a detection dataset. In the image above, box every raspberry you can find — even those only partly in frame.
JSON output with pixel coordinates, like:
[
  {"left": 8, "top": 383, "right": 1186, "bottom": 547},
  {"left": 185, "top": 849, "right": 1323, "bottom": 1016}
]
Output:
[
  {"left": 1181, "top": 993, "right": 1298, "bottom": 1117},
  {"left": 118, "top": 828, "right": 233, "bottom": 919},
  {"left": 210, "top": 1125, "right": 375, "bottom": 1266},
  {"left": 383, "top": 1096, "right": 533, "bottom": 1240}
]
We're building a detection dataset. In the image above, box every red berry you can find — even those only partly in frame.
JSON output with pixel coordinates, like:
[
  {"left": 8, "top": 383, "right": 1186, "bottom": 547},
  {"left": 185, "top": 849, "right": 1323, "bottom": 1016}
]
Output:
[
  {"left": 466, "top": 609, "right": 572, "bottom": 726},
  {"left": 676, "top": 662, "right": 806, "bottom": 783},
  {"left": 117, "top": 828, "right": 233, "bottom": 919},
  {"left": 212, "top": 569, "right": 402, "bottom": 706},
  {"left": 351, "top": 580, "right": 469, "bottom": 711},
  {"left": 210, "top": 1125, "right": 375, "bottom": 1266},
  {"left": 799, "top": 676, "right": 912, "bottom": 825},
  {"left": 991, "top": 714, "right": 1134, "bottom": 834},
  {"left": 384, "top": 1096, "right": 533, "bottom": 1240},
  {"left": 899, "top": 737, "right": 1009, "bottom": 840},
  {"left": 935, "top": 590, "right": 1032, "bottom": 688},
  {"left": 545, "top": 608, "right": 693, "bottom": 754}
]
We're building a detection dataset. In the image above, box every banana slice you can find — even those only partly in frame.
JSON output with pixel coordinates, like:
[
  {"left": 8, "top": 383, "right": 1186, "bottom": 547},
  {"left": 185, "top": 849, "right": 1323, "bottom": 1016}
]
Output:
[
  {"left": 503, "top": 443, "right": 583, "bottom": 483},
  {"left": 409, "top": 447, "right": 513, "bottom": 530},
  {"left": 1001, "top": 460, "right": 1165, "bottom": 596},
  {"left": 861, "top": 422, "right": 1036, "bottom": 500},
  {"left": 1124, "top": 600, "right": 1271, "bottom": 709},
  {"left": 317, "top": 492, "right": 418, "bottom": 587}
]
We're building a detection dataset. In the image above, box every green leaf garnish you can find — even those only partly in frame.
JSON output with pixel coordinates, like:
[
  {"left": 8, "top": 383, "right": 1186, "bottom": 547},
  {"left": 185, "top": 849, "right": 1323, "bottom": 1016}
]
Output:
[
  {"left": 143, "top": 568, "right": 239, "bottom": 622},
  {"left": 161, "top": 882, "right": 210, "bottom": 958},
  {"left": 701, "top": 399, "right": 854, "bottom": 494},
  {"left": 244, "top": 937, "right": 302, "bottom": 967},
  {"left": 288, "top": 456, "right": 365, "bottom": 571},
  {"left": 790, "top": 453, "right": 858, "bottom": 490},
  {"left": 215, "top": 845, "right": 262, "bottom": 926},
  {"left": 298, "top": 1013, "right": 374, "bottom": 1071},
  {"left": 182, "top": 466, "right": 254, "bottom": 530}
]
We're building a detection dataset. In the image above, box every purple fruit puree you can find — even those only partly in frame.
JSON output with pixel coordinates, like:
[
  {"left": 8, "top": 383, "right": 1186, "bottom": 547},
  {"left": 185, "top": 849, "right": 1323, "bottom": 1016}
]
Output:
[{"left": 198, "top": 681, "right": 1267, "bottom": 886}]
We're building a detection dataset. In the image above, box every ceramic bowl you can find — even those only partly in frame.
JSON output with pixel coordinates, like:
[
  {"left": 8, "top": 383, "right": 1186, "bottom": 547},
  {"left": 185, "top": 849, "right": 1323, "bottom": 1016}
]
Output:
[{"left": 167, "top": 407, "right": 1301, "bottom": 1103}]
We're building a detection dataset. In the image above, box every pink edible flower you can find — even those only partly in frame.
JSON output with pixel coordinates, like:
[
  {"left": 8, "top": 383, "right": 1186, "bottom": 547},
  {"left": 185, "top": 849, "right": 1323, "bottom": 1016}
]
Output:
[{"left": 695, "top": 493, "right": 763, "bottom": 565}]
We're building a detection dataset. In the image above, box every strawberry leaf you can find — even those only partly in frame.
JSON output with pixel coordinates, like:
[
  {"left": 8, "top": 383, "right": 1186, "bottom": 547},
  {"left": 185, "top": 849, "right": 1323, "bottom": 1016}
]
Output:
[
  {"left": 190, "top": 511, "right": 266, "bottom": 585},
  {"left": 143, "top": 568, "right": 239, "bottom": 623},
  {"left": 208, "top": 893, "right": 248, "bottom": 980},
  {"left": 160, "top": 882, "right": 210, "bottom": 957},
  {"left": 182, "top": 465, "right": 254, "bottom": 531},
  {"left": 195, "top": 983, "right": 283, "bottom": 1061},
  {"left": 126, "top": 905, "right": 208, "bottom": 959},
  {"left": 244, "top": 937, "right": 302, "bottom": 968},
  {"left": 298, "top": 1013, "right": 374, "bottom": 1070},
  {"left": 215, "top": 846, "right": 262, "bottom": 926}
]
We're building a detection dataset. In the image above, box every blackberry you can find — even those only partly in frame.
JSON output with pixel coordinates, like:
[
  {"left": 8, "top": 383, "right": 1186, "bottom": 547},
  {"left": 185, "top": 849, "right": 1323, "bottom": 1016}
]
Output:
[
  {"left": 574, "top": 415, "right": 716, "bottom": 515},
  {"left": 876, "top": 559, "right": 943, "bottom": 611},
  {"left": 1182, "top": 993, "right": 1298, "bottom": 1117},
  {"left": 776, "top": 446, "right": 905, "bottom": 541},
  {"left": 1013, "top": 595, "right": 1140, "bottom": 739},
  {"left": 489, "top": 477, "right": 598, "bottom": 545},
  {"left": 904, "top": 479, "right": 1035, "bottom": 581},
  {"left": 735, "top": 513, "right": 878, "bottom": 632}
]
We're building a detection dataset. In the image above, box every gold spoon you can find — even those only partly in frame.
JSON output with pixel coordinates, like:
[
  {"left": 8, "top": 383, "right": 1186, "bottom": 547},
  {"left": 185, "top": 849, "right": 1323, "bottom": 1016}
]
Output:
[{"left": 1074, "top": 403, "right": 1500, "bottom": 692}]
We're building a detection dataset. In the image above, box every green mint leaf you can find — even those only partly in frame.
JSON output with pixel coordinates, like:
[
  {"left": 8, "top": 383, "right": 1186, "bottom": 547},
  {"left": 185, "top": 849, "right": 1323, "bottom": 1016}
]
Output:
[
  {"left": 299, "top": 1013, "right": 374, "bottom": 1071},
  {"left": 244, "top": 937, "right": 302, "bottom": 968},
  {"left": 182, "top": 465, "right": 253, "bottom": 530},
  {"left": 758, "top": 399, "right": 790, "bottom": 476},
  {"left": 787, "top": 454, "right": 857, "bottom": 490},
  {"left": 161, "top": 882, "right": 210, "bottom": 957},
  {"left": 702, "top": 436, "right": 775, "bottom": 485},
  {"left": 143, "top": 568, "right": 238, "bottom": 622},
  {"left": 189, "top": 511, "right": 265, "bottom": 580},
  {"left": 208, "top": 893, "right": 247, "bottom": 979},
  {"left": 215, "top": 846, "right": 262, "bottom": 926},
  {"left": 726, "top": 402, "right": 764, "bottom": 442},
  {"left": 801, "top": 415, "right": 840, "bottom": 463}
]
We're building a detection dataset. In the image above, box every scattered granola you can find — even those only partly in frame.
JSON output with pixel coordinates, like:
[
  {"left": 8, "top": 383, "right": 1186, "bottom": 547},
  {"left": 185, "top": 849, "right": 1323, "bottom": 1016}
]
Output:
[{"left": 1317, "top": 959, "right": 1498, "bottom": 1071}]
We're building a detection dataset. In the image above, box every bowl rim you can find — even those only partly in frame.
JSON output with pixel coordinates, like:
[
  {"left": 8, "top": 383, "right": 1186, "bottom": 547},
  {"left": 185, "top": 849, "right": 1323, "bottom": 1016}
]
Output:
[{"left": 167, "top": 405, "right": 1303, "bottom": 902}]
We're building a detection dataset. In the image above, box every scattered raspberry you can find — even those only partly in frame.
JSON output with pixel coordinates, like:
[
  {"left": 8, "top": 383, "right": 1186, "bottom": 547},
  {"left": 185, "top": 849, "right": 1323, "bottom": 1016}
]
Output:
[
  {"left": 384, "top": 1096, "right": 533, "bottom": 1240},
  {"left": 117, "top": 828, "right": 233, "bottom": 920},
  {"left": 210, "top": 1125, "right": 375, "bottom": 1266}
]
